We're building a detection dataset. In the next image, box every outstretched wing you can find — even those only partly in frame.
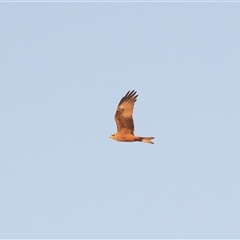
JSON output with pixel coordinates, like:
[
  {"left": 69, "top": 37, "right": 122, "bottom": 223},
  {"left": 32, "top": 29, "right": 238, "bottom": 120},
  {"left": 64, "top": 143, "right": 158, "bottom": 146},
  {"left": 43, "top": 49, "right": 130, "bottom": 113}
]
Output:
[{"left": 114, "top": 90, "right": 138, "bottom": 134}]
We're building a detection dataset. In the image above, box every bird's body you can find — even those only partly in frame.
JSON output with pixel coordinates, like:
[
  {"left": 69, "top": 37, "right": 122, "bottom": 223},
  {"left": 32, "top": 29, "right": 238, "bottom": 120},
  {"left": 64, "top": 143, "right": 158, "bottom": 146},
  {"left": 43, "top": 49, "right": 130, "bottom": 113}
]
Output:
[{"left": 110, "top": 90, "right": 154, "bottom": 144}]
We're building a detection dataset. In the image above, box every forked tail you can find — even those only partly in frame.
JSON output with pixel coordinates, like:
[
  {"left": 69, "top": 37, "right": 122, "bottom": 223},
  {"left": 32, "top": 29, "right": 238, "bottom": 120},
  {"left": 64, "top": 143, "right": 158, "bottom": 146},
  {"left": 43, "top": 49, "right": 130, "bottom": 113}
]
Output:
[{"left": 135, "top": 136, "right": 154, "bottom": 144}]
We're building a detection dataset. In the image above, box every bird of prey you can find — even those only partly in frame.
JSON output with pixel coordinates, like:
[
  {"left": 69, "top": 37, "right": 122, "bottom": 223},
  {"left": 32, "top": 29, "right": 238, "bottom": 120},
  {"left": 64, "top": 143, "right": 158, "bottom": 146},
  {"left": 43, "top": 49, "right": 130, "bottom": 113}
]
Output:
[{"left": 110, "top": 90, "right": 154, "bottom": 144}]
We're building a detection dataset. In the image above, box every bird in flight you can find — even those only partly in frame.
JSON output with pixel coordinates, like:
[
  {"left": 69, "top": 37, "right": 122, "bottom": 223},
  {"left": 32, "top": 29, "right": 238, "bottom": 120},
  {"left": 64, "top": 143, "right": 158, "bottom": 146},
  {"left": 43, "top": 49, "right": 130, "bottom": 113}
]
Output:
[{"left": 110, "top": 90, "right": 154, "bottom": 144}]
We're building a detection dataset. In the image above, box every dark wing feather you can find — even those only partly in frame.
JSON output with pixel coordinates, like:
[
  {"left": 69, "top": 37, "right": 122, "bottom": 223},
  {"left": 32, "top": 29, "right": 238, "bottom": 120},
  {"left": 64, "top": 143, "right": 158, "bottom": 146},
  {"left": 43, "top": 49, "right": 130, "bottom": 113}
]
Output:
[{"left": 114, "top": 90, "right": 138, "bottom": 134}]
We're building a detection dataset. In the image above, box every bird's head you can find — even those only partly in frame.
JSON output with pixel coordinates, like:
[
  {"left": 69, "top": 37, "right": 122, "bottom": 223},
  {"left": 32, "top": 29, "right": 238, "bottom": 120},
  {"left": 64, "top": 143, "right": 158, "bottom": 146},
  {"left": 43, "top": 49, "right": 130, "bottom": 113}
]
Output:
[{"left": 109, "top": 134, "right": 116, "bottom": 139}]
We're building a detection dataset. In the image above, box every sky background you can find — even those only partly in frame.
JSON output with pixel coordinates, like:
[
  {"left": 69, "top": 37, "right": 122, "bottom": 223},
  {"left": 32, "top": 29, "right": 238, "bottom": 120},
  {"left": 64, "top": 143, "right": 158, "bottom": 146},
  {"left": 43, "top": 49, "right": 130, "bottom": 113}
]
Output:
[{"left": 1, "top": 2, "right": 240, "bottom": 239}]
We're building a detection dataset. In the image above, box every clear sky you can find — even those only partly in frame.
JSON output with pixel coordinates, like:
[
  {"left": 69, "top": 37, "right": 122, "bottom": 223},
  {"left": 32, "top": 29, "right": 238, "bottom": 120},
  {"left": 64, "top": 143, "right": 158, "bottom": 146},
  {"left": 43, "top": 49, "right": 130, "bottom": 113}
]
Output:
[{"left": 0, "top": 2, "right": 240, "bottom": 238}]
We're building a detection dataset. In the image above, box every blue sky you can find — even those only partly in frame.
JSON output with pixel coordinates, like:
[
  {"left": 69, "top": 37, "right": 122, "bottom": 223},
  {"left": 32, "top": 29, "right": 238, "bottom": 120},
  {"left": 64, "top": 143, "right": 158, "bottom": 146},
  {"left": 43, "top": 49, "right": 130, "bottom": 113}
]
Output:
[{"left": 0, "top": 2, "right": 240, "bottom": 238}]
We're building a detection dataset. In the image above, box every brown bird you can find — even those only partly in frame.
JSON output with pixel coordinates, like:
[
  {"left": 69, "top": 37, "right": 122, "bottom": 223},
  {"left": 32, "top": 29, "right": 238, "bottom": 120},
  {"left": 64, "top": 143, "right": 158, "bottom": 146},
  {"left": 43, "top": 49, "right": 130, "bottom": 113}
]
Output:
[{"left": 110, "top": 90, "right": 154, "bottom": 144}]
